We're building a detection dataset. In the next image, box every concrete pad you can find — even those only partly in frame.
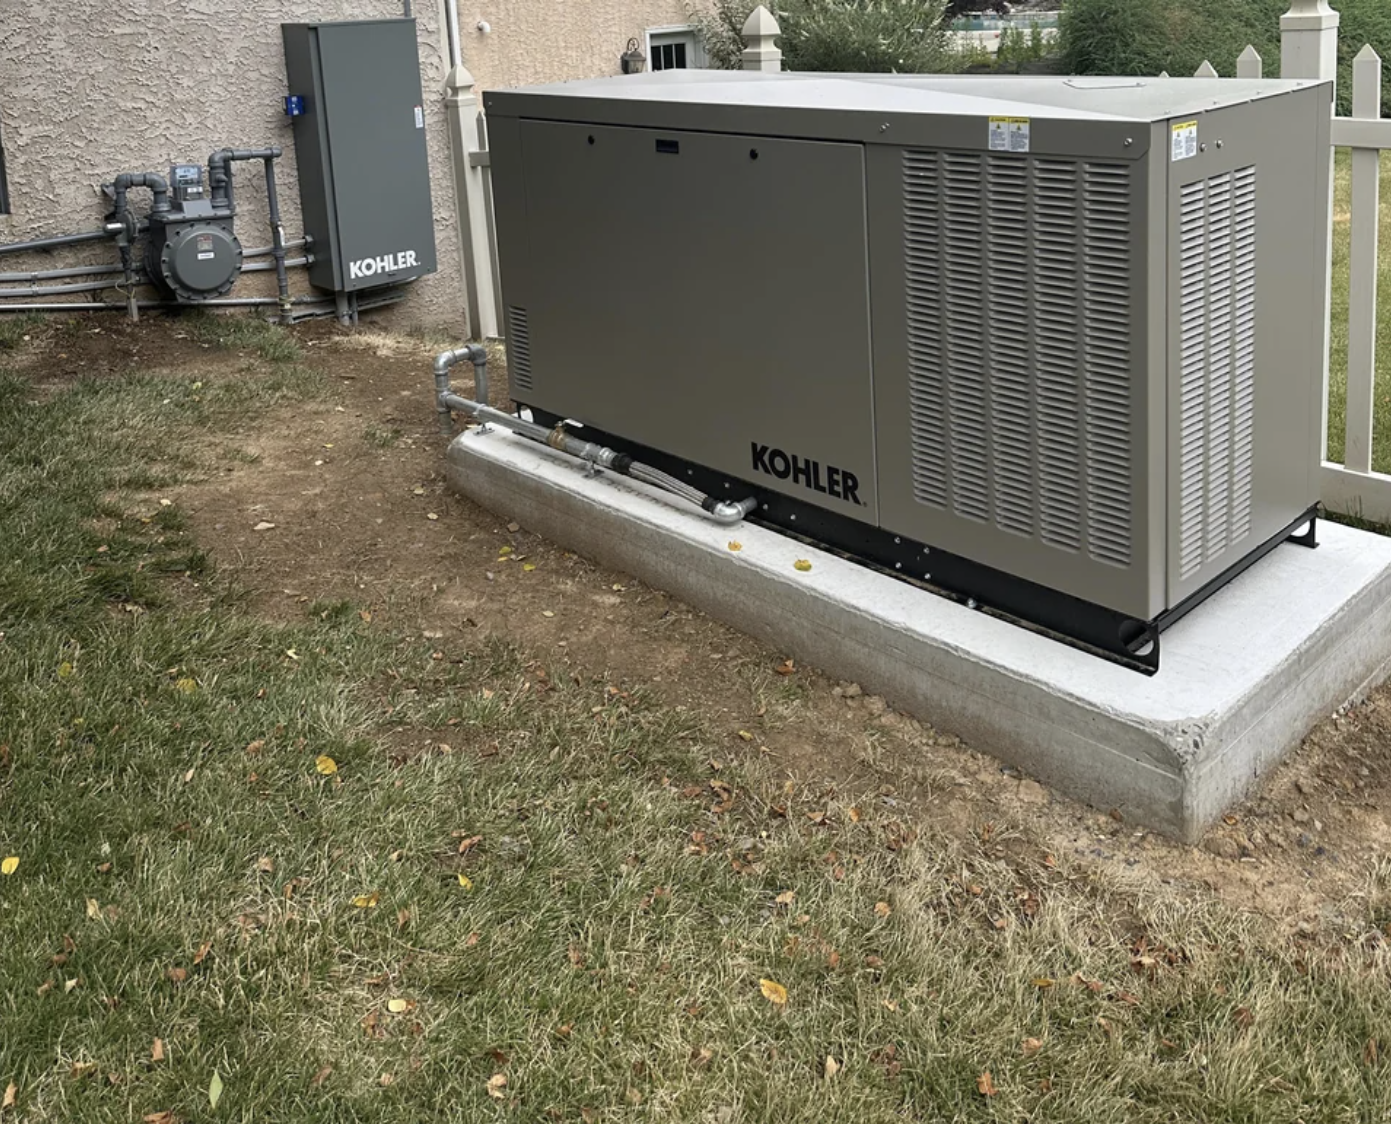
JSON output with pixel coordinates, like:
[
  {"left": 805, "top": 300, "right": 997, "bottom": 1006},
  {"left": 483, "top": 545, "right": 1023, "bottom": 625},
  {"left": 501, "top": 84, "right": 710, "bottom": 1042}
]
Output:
[{"left": 446, "top": 427, "right": 1391, "bottom": 841}]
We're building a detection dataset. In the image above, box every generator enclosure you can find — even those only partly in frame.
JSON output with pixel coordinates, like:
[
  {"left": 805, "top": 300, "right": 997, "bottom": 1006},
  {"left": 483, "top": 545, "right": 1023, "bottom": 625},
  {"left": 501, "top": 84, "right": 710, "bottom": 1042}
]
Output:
[
  {"left": 282, "top": 18, "right": 437, "bottom": 293},
  {"left": 484, "top": 72, "right": 1333, "bottom": 666}
]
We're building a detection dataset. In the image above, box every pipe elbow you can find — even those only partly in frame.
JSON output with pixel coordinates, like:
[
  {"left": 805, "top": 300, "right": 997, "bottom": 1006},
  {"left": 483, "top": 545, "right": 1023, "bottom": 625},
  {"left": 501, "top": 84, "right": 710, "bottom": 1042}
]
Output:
[{"left": 707, "top": 497, "right": 758, "bottom": 525}]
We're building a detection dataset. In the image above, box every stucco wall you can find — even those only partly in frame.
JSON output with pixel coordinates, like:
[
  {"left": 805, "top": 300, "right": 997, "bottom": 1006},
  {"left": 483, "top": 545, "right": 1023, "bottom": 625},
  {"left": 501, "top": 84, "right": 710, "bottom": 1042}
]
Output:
[
  {"left": 0, "top": 2, "right": 709, "bottom": 333},
  {"left": 461, "top": 0, "right": 708, "bottom": 91}
]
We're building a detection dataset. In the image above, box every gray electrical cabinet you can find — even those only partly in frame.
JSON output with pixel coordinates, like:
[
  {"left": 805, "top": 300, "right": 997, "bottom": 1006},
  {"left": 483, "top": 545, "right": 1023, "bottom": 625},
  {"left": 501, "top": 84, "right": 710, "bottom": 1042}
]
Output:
[
  {"left": 484, "top": 72, "right": 1333, "bottom": 670},
  {"left": 282, "top": 18, "right": 437, "bottom": 293}
]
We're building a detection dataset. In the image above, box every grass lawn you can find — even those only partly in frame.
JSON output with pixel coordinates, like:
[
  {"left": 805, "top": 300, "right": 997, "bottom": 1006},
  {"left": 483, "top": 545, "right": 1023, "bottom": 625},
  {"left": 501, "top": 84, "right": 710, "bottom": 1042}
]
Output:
[
  {"left": 3, "top": 316, "right": 1391, "bottom": 1123},
  {"left": 1326, "top": 148, "right": 1391, "bottom": 473}
]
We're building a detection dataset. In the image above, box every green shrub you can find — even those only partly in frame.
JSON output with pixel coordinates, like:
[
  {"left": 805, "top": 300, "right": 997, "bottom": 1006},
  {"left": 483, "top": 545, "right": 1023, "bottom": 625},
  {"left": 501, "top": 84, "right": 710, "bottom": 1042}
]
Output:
[
  {"left": 691, "top": 0, "right": 954, "bottom": 74},
  {"left": 1059, "top": 0, "right": 1391, "bottom": 115}
]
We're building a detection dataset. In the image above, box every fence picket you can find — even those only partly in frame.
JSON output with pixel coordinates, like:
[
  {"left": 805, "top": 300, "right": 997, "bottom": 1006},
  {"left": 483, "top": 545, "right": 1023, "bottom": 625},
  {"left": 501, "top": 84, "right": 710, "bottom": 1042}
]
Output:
[
  {"left": 1194, "top": 60, "right": 1219, "bottom": 77},
  {"left": 1344, "top": 45, "right": 1384, "bottom": 475},
  {"left": 1237, "top": 45, "right": 1263, "bottom": 79}
]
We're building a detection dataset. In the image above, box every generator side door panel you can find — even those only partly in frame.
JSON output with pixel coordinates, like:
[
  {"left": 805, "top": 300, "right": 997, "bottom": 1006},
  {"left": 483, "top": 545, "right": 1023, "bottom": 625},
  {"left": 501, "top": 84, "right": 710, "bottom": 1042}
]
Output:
[
  {"left": 509, "top": 120, "right": 878, "bottom": 522},
  {"left": 867, "top": 142, "right": 1158, "bottom": 621}
]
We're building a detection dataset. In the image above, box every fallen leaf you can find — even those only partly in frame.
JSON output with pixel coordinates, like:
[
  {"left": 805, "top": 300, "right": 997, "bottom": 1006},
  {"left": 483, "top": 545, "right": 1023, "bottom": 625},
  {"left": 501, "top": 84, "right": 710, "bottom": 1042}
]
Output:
[
  {"left": 379, "top": 1072, "right": 395, "bottom": 1087},
  {"left": 208, "top": 1070, "right": 223, "bottom": 1110},
  {"left": 253, "top": 523, "right": 277, "bottom": 532},
  {"left": 486, "top": 1073, "right": 507, "bottom": 1100},
  {"left": 166, "top": 968, "right": 187, "bottom": 984},
  {"left": 1366, "top": 1037, "right": 1381, "bottom": 1066},
  {"left": 727, "top": 541, "right": 743, "bottom": 552},
  {"left": 1234, "top": 1006, "right": 1254, "bottom": 1029},
  {"left": 85, "top": 899, "right": 101, "bottom": 920},
  {"left": 2, "top": 1084, "right": 13, "bottom": 1112},
  {"left": 96, "top": 862, "right": 112, "bottom": 874},
  {"left": 542, "top": 610, "right": 555, "bottom": 618},
  {"left": 874, "top": 900, "right": 892, "bottom": 919},
  {"left": 774, "top": 890, "right": 796, "bottom": 907},
  {"left": 64, "top": 978, "right": 79, "bottom": 993},
  {"left": 1022, "top": 1037, "right": 1043, "bottom": 1057},
  {"left": 456, "top": 834, "right": 483, "bottom": 855},
  {"left": 387, "top": 998, "right": 414, "bottom": 1014},
  {"left": 0, "top": 857, "right": 16, "bottom": 876},
  {"left": 793, "top": 559, "right": 813, "bottom": 573},
  {"left": 142, "top": 1114, "right": 174, "bottom": 1124},
  {"left": 427, "top": 513, "right": 439, "bottom": 521},
  {"left": 759, "top": 978, "right": 788, "bottom": 1007},
  {"left": 352, "top": 892, "right": 380, "bottom": 909},
  {"left": 774, "top": 658, "right": 795, "bottom": 675},
  {"left": 284, "top": 649, "right": 299, "bottom": 661},
  {"left": 848, "top": 806, "right": 862, "bottom": 823},
  {"left": 183, "top": 768, "right": 196, "bottom": 783},
  {"left": 58, "top": 661, "right": 75, "bottom": 679},
  {"left": 151, "top": 1038, "right": 166, "bottom": 1063},
  {"left": 315, "top": 755, "right": 338, "bottom": 775},
  {"left": 309, "top": 1065, "right": 332, "bottom": 1087},
  {"left": 977, "top": 1071, "right": 997, "bottom": 1097},
  {"left": 568, "top": 945, "right": 586, "bottom": 968},
  {"left": 193, "top": 942, "right": 212, "bottom": 966},
  {"left": 457, "top": 873, "right": 474, "bottom": 890},
  {"left": 1032, "top": 977, "right": 1055, "bottom": 989},
  {"left": 70, "top": 1061, "right": 97, "bottom": 1078},
  {"left": 175, "top": 678, "right": 197, "bottom": 694},
  {"left": 465, "top": 931, "right": 480, "bottom": 947},
  {"left": 824, "top": 1055, "right": 841, "bottom": 1079},
  {"left": 507, "top": 522, "right": 520, "bottom": 532},
  {"left": 389, "top": 850, "right": 404, "bottom": 863},
  {"left": 882, "top": 998, "right": 899, "bottom": 1012},
  {"left": 255, "top": 856, "right": 274, "bottom": 873},
  {"left": 359, "top": 611, "right": 372, "bottom": 623},
  {"left": 1098, "top": 1016, "right": 1116, "bottom": 1039}
]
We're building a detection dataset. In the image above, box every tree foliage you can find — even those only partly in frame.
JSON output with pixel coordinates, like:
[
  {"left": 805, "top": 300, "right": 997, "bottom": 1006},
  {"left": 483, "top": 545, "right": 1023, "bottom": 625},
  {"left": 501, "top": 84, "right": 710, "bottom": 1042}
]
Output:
[
  {"left": 1059, "top": 0, "right": 1391, "bottom": 115},
  {"left": 691, "top": 0, "right": 954, "bottom": 74}
]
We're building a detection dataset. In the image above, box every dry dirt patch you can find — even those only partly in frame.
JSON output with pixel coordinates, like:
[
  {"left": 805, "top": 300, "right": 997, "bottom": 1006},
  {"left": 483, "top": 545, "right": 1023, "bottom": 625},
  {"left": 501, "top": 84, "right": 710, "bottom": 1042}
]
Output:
[{"left": 35, "top": 315, "right": 1388, "bottom": 934}]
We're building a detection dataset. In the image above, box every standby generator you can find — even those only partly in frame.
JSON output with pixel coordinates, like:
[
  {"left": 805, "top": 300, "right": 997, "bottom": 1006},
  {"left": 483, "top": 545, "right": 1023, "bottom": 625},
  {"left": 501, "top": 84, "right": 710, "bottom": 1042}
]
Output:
[{"left": 480, "top": 71, "right": 1333, "bottom": 673}]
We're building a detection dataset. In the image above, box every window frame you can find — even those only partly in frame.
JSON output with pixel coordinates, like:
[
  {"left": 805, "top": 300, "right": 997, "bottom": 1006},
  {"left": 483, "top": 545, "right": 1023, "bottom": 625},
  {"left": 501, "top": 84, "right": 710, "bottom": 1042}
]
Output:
[{"left": 644, "top": 25, "right": 705, "bottom": 71}]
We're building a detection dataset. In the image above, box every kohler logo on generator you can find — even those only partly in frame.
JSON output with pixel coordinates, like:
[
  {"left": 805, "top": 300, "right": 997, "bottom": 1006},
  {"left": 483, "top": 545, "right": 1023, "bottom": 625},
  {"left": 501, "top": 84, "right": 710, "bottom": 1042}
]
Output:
[{"left": 484, "top": 70, "right": 1334, "bottom": 673}]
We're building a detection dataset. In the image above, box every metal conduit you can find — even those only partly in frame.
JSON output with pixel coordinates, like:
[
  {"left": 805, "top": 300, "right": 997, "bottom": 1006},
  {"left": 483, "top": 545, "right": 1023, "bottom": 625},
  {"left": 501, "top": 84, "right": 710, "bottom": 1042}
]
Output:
[{"left": 432, "top": 348, "right": 757, "bottom": 526}]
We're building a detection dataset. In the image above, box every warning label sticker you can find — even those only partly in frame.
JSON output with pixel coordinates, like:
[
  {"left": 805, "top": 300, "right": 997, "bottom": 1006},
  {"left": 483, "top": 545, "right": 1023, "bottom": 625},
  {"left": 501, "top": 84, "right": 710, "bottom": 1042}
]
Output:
[
  {"left": 988, "top": 116, "right": 1031, "bottom": 154},
  {"left": 1171, "top": 120, "right": 1199, "bottom": 162}
]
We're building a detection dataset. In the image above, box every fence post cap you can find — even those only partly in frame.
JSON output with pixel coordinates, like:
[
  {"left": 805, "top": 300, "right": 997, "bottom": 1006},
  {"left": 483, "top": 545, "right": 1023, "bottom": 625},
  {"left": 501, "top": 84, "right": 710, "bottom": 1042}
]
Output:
[
  {"left": 1355, "top": 43, "right": 1382, "bottom": 63},
  {"left": 1238, "top": 45, "right": 1262, "bottom": 62},
  {"left": 742, "top": 4, "right": 781, "bottom": 38},
  {"left": 1194, "top": 60, "right": 1219, "bottom": 77}
]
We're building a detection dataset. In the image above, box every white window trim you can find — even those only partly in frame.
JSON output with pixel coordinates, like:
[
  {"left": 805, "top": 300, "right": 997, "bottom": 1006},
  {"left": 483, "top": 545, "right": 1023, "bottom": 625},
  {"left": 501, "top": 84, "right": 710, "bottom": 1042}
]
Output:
[{"left": 645, "top": 24, "right": 706, "bottom": 69}]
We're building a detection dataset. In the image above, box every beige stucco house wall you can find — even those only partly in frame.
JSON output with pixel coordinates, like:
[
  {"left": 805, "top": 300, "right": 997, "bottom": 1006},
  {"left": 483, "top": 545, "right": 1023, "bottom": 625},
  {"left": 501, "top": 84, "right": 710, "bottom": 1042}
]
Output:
[{"left": 0, "top": 1, "right": 708, "bottom": 335}]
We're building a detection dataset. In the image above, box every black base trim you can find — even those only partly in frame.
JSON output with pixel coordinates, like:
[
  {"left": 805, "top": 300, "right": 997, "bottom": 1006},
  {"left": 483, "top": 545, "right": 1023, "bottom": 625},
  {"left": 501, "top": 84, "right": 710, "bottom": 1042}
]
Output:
[{"left": 518, "top": 406, "right": 1319, "bottom": 676}]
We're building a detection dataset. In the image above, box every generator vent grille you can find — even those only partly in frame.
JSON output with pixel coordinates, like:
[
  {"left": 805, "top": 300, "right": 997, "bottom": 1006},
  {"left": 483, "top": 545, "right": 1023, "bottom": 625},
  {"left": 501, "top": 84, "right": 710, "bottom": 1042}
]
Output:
[
  {"left": 1177, "top": 167, "right": 1257, "bottom": 580},
  {"left": 509, "top": 306, "right": 534, "bottom": 393},
  {"left": 902, "top": 150, "right": 1133, "bottom": 566}
]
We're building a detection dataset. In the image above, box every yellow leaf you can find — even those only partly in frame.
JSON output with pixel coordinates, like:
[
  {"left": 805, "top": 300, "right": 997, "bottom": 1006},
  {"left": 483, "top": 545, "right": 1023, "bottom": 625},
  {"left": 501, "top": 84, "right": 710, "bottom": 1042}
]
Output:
[
  {"left": 57, "top": 661, "right": 75, "bottom": 679},
  {"left": 1032, "top": 977, "right": 1056, "bottom": 989},
  {"left": 727, "top": 541, "right": 743, "bottom": 552},
  {"left": 1021, "top": 1037, "right": 1043, "bottom": 1057},
  {"left": 874, "top": 901, "right": 892, "bottom": 919},
  {"left": 498, "top": 546, "right": 513, "bottom": 555},
  {"left": 64, "top": 978, "right": 79, "bottom": 993},
  {"left": 0, "top": 856, "right": 17, "bottom": 876},
  {"left": 824, "top": 1056, "right": 841, "bottom": 1079},
  {"left": 151, "top": 1038, "right": 166, "bottom": 1063},
  {"left": 175, "top": 678, "right": 197, "bottom": 694},
  {"left": 793, "top": 559, "right": 813, "bottom": 573},
  {"left": 315, "top": 755, "right": 338, "bottom": 775},
  {"left": 486, "top": 1073, "right": 508, "bottom": 1100},
  {"left": 737, "top": 730, "right": 754, "bottom": 742},
  {"left": 457, "top": 873, "right": 474, "bottom": 890},
  {"left": 759, "top": 978, "right": 788, "bottom": 1007},
  {"left": 3, "top": 1082, "right": 15, "bottom": 1111},
  {"left": 387, "top": 998, "right": 411, "bottom": 1014},
  {"left": 522, "top": 563, "right": 536, "bottom": 572},
  {"left": 352, "top": 891, "right": 380, "bottom": 909},
  {"left": 774, "top": 890, "right": 796, "bottom": 906},
  {"left": 85, "top": 898, "right": 101, "bottom": 920}
]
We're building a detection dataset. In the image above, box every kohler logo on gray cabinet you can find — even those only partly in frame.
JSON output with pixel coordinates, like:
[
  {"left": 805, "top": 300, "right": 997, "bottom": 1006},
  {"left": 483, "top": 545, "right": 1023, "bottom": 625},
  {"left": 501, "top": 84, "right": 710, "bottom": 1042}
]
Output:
[{"left": 282, "top": 18, "right": 438, "bottom": 294}]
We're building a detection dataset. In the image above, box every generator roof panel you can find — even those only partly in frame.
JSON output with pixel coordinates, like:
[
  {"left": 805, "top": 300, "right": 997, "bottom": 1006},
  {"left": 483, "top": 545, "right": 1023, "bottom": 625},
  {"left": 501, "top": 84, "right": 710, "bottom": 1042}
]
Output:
[{"left": 484, "top": 69, "right": 1324, "bottom": 125}]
